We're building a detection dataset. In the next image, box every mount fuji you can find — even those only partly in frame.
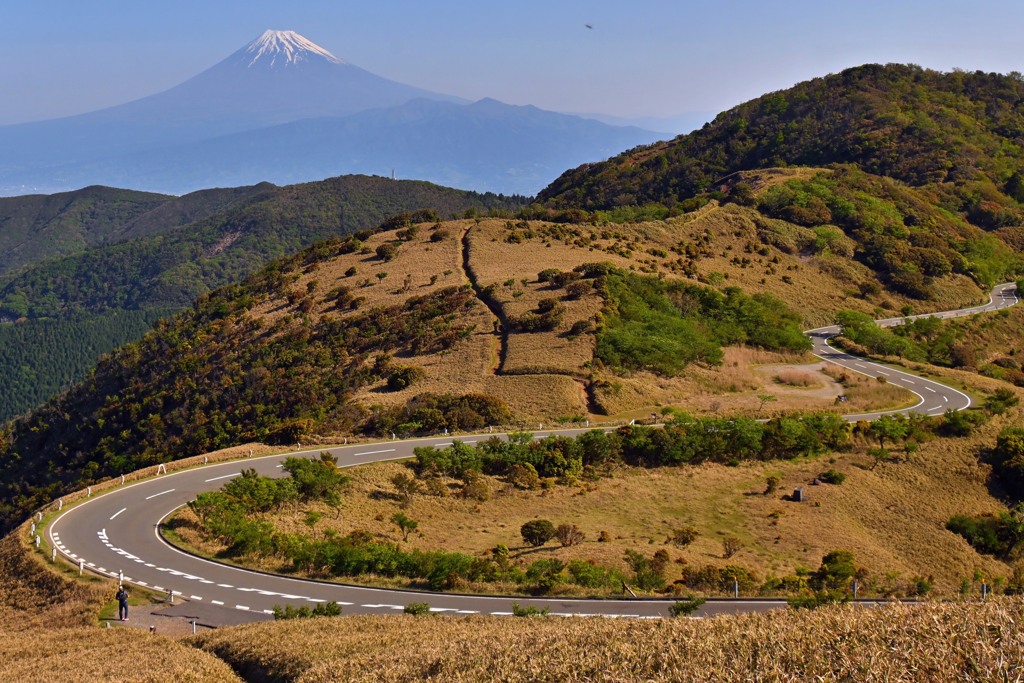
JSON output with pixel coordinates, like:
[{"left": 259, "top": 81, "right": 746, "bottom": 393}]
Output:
[{"left": 0, "top": 30, "right": 661, "bottom": 196}]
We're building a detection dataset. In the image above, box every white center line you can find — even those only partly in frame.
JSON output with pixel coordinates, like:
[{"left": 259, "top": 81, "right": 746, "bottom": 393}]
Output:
[
  {"left": 145, "top": 488, "right": 175, "bottom": 500},
  {"left": 110, "top": 507, "right": 127, "bottom": 520},
  {"left": 354, "top": 449, "right": 396, "bottom": 456},
  {"left": 205, "top": 473, "right": 241, "bottom": 482}
]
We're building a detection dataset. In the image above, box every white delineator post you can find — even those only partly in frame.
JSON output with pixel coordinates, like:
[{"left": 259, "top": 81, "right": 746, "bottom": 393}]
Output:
[
  {"left": 34, "top": 535, "right": 40, "bottom": 548},
  {"left": 79, "top": 559, "right": 84, "bottom": 576}
]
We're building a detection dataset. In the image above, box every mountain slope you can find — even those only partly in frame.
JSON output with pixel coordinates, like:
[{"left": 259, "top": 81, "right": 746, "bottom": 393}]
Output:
[
  {"left": 0, "top": 187, "right": 169, "bottom": 277},
  {"left": 540, "top": 64, "right": 1024, "bottom": 218},
  {"left": 0, "top": 184, "right": 278, "bottom": 279},
  {"left": 0, "top": 176, "right": 524, "bottom": 421}
]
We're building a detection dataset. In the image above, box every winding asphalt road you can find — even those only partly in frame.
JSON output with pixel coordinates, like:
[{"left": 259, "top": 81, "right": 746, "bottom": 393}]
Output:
[{"left": 46, "top": 283, "right": 1019, "bottom": 623}]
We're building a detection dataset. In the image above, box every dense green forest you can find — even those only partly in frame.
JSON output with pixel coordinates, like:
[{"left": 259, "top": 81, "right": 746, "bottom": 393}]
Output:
[
  {"left": 0, "top": 309, "right": 175, "bottom": 420},
  {"left": 0, "top": 183, "right": 277, "bottom": 278},
  {"left": 0, "top": 186, "right": 169, "bottom": 277},
  {"left": 0, "top": 175, "right": 526, "bottom": 421}
]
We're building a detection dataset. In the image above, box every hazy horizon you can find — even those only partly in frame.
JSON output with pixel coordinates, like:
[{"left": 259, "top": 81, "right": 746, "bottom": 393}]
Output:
[{"left": 3, "top": 0, "right": 1022, "bottom": 130}]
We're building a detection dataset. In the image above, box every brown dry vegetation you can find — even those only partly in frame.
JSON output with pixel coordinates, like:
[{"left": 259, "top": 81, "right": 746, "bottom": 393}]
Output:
[
  {"left": 0, "top": 524, "right": 107, "bottom": 631},
  {"left": 190, "top": 600, "right": 1024, "bottom": 682},
  {"left": 0, "top": 628, "right": 240, "bottom": 682}
]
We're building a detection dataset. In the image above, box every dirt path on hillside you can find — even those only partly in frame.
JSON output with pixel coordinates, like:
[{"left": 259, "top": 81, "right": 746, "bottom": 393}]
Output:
[{"left": 460, "top": 226, "right": 507, "bottom": 376}]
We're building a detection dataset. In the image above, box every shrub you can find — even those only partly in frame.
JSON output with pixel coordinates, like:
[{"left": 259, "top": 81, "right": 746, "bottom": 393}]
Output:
[
  {"left": 564, "top": 280, "right": 593, "bottom": 299},
  {"left": 624, "top": 550, "right": 667, "bottom": 591},
  {"left": 387, "top": 366, "right": 426, "bottom": 391},
  {"left": 670, "top": 526, "right": 699, "bottom": 548},
  {"left": 521, "top": 519, "right": 557, "bottom": 547},
  {"left": 812, "top": 550, "right": 857, "bottom": 590},
  {"left": 818, "top": 469, "right": 846, "bottom": 485},
  {"left": 556, "top": 524, "right": 586, "bottom": 547},
  {"left": 273, "top": 601, "right": 342, "bottom": 619},
  {"left": 511, "top": 603, "right": 549, "bottom": 617},
  {"left": 722, "top": 536, "right": 742, "bottom": 559},
  {"left": 985, "top": 388, "right": 1020, "bottom": 415},
  {"left": 508, "top": 462, "right": 540, "bottom": 490},
  {"left": 787, "top": 590, "right": 849, "bottom": 610},
  {"left": 669, "top": 596, "right": 706, "bottom": 617},
  {"left": 567, "top": 559, "right": 621, "bottom": 588},
  {"left": 461, "top": 474, "right": 491, "bottom": 502},
  {"left": 939, "top": 409, "right": 987, "bottom": 437},
  {"left": 537, "top": 268, "right": 560, "bottom": 283},
  {"left": 404, "top": 602, "right": 431, "bottom": 615},
  {"left": 375, "top": 242, "right": 400, "bottom": 261}
]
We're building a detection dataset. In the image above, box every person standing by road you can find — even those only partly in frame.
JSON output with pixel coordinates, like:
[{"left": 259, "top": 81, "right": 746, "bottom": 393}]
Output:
[{"left": 116, "top": 585, "right": 129, "bottom": 621}]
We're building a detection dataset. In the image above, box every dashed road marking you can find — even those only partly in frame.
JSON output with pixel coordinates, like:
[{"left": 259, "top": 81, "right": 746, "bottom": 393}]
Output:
[
  {"left": 110, "top": 508, "right": 127, "bottom": 520},
  {"left": 144, "top": 488, "right": 175, "bottom": 500},
  {"left": 354, "top": 449, "right": 396, "bottom": 456},
  {"left": 205, "top": 473, "right": 240, "bottom": 482}
]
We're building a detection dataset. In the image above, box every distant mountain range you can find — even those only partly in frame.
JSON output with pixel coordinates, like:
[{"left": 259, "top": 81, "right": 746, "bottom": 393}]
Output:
[{"left": 0, "top": 30, "right": 662, "bottom": 196}]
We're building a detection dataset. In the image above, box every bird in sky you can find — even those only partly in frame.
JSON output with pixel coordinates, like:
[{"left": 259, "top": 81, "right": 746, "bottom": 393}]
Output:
[{"left": 585, "top": 23, "right": 593, "bottom": 29}]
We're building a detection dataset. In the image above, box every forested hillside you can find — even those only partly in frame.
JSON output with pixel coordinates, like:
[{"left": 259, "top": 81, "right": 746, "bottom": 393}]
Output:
[
  {"left": 0, "top": 186, "right": 169, "bottom": 277},
  {"left": 541, "top": 65, "right": 1024, "bottom": 217},
  {"left": 0, "top": 175, "right": 525, "bottom": 420}
]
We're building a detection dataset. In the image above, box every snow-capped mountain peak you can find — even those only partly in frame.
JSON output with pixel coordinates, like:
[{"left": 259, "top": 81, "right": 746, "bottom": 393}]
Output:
[{"left": 244, "top": 30, "right": 343, "bottom": 67}]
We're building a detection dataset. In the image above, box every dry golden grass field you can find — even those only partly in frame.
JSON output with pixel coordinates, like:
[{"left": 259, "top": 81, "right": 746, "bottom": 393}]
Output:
[
  {"left": 227, "top": 197, "right": 993, "bottom": 426},
  {"left": 189, "top": 600, "right": 1024, "bottom": 682}
]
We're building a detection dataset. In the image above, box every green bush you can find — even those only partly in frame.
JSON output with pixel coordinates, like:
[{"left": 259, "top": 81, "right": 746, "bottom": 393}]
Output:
[
  {"left": 404, "top": 602, "right": 431, "bottom": 615},
  {"left": 521, "top": 519, "right": 557, "bottom": 547},
  {"left": 511, "top": 603, "right": 549, "bottom": 617},
  {"left": 818, "top": 469, "right": 846, "bottom": 485},
  {"left": 668, "top": 596, "right": 706, "bottom": 617}
]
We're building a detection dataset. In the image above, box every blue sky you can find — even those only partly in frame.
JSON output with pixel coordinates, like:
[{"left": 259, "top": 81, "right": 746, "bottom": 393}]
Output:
[{"left": 3, "top": 0, "right": 1023, "bottom": 128}]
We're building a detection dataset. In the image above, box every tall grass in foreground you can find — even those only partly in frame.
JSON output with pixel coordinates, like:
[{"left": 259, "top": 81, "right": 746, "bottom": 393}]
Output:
[{"left": 193, "top": 598, "right": 1024, "bottom": 682}]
